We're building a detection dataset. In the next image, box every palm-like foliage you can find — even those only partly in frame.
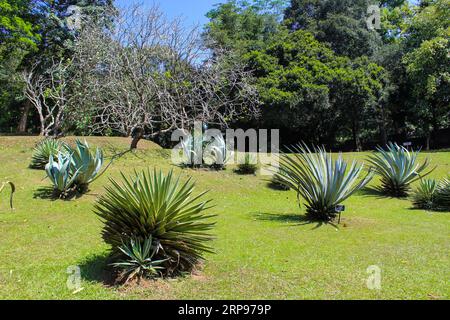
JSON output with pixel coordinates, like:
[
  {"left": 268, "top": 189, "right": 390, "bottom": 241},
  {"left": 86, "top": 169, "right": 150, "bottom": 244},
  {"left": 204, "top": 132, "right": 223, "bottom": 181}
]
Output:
[
  {"left": 66, "top": 140, "right": 104, "bottom": 188},
  {"left": 435, "top": 176, "right": 450, "bottom": 211},
  {"left": 30, "top": 139, "right": 67, "bottom": 169},
  {"left": 0, "top": 181, "right": 15, "bottom": 209},
  {"left": 412, "top": 179, "right": 437, "bottom": 210},
  {"left": 367, "top": 143, "right": 434, "bottom": 197},
  {"left": 236, "top": 153, "right": 258, "bottom": 174},
  {"left": 45, "top": 153, "right": 80, "bottom": 198},
  {"left": 278, "top": 143, "right": 373, "bottom": 221},
  {"left": 94, "top": 169, "right": 215, "bottom": 275},
  {"left": 111, "top": 236, "right": 167, "bottom": 283}
]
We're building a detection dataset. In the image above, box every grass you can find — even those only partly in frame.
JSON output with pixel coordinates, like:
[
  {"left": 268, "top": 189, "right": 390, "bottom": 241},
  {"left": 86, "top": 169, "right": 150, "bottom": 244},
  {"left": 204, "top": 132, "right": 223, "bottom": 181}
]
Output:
[{"left": 0, "top": 136, "right": 449, "bottom": 300}]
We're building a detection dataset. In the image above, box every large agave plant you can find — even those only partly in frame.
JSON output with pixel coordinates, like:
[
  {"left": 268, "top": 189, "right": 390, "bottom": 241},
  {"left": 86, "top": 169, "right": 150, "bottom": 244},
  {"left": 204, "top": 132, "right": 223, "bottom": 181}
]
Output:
[
  {"left": 30, "top": 138, "right": 67, "bottom": 169},
  {"left": 66, "top": 140, "right": 104, "bottom": 189},
  {"left": 278, "top": 143, "right": 373, "bottom": 221},
  {"left": 367, "top": 142, "right": 434, "bottom": 197},
  {"left": 412, "top": 179, "right": 437, "bottom": 210},
  {"left": 180, "top": 134, "right": 206, "bottom": 167},
  {"left": 205, "top": 135, "right": 229, "bottom": 170},
  {"left": 111, "top": 236, "right": 168, "bottom": 283},
  {"left": 0, "top": 181, "right": 15, "bottom": 209},
  {"left": 45, "top": 153, "right": 80, "bottom": 198},
  {"left": 94, "top": 169, "right": 215, "bottom": 275}
]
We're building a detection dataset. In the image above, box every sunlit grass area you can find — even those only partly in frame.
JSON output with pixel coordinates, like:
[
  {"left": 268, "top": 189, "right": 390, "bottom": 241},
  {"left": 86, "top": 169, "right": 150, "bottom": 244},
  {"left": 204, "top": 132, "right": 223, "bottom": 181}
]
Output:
[{"left": 0, "top": 136, "right": 448, "bottom": 300}]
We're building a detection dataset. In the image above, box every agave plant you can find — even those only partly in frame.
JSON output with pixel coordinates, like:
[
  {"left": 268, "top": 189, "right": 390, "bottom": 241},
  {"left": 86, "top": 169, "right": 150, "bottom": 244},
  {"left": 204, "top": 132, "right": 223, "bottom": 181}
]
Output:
[
  {"left": 45, "top": 153, "right": 80, "bottom": 198},
  {"left": 205, "top": 135, "right": 229, "bottom": 170},
  {"left": 111, "top": 236, "right": 167, "bottom": 283},
  {"left": 278, "top": 143, "right": 373, "bottom": 221},
  {"left": 236, "top": 153, "right": 258, "bottom": 175},
  {"left": 435, "top": 176, "right": 450, "bottom": 211},
  {"left": 269, "top": 171, "right": 290, "bottom": 191},
  {"left": 412, "top": 179, "right": 437, "bottom": 210},
  {"left": 66, "top": 140, "right": 104, "bottom": 190},
  {"left": 367, "top": 143, "right": 434, "bottom": 197},
  {"left": 180, "top": 134, "right": 206, "bottom": 168},
  {"left": 30, "top": 138, "right": 67, "bottom": 169},
  {"left": 0, "top": 181, "right": 15, "bottom": 209},
  {"left": 94, "top": 169, "right": 215, "bottom": 275}
]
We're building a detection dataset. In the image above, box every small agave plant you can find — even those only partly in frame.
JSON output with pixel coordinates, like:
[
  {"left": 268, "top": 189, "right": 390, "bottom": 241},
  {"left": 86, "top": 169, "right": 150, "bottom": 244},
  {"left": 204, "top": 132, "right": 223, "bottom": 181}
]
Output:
[
  {"left": 0, "top": 181, "right": 15, "bottom": 209},
  {"left": 367, "top": 142, "right": 434, "bottom": 197},
  {"left": 236, "top": 153, "right": 258, "bottom": 175},
  {"left": 45, "top": 153, "right": 80, "bottom": 198},
  {"left": 278, "top": 143, "right": 373, "bottom": 221},
  {"left": 435, "top": 176, "right": 450, "bottom": 211},
  {"left": 66, "top": 140, "right": 104, "bottom": 191},
  {"left": 111, "top": 236, "right": 168, "bottom": 283},
  {"left": 30, "top": 138, "right": 67, "bottom": 169},
  {"left": 412, "top": 179, "right": 437, "bottom": 210}
]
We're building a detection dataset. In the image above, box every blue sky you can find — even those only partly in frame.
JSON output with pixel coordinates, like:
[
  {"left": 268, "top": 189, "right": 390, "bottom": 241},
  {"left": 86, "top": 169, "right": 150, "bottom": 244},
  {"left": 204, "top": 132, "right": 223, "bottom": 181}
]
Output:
[
  {"left": 114, "top": 0, "right": 223, "bottom": 27},
  {"left": 114, "top": 0, "right": 419, "bottom": 27}
]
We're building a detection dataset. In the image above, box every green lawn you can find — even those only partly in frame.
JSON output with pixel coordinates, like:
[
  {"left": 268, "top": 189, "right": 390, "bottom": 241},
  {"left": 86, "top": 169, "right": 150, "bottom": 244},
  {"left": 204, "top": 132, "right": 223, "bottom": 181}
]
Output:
[{"left": 0, "top": 136, "right": 449, "bottom": 300}]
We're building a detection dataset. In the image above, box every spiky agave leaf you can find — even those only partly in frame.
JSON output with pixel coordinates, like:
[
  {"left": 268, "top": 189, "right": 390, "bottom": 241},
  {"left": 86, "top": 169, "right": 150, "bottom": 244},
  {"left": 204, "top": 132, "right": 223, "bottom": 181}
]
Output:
[
  {"left": 30, "top": 138, "right": 67, "bottom": 169},
  {"left": 367, "top": 142, "right": 434, "bottom": 197},
  {"left": 412, "top": 179, "right": 437, "bottom": 210},
  {"left": 110, "top": 236, "right": 168, "bottom": 283},
  {"left": 205, "top": 134, "right": 229, "bottom": 170},
  {"left": 45, "top": 153, "right": 80, "bottom": 197},
  {"left": 94, "top": 169, "right": 215, "bottom": 275},
  {"left": 435, "top": 176, "right": 450, "bottom": 211},
  {"left": 180, "top": 134, "right": 205, "bottom": 167},
  {"left": 236, "top": 153, "right": 258, "bottom": 174},
  {"left": 0, "top": 181, "right": 15, "bottom": 209},
  {"left": 66, "top": 140, "right": 104, "bottom": 187},
  {"left": 277, "top": 143, "right": 373, "bottom": 221}
]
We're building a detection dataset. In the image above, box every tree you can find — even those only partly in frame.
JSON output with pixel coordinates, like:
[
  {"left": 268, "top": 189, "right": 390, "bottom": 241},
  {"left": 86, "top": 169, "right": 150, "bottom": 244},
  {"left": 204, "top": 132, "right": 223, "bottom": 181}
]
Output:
[
  {"left": 284, "top": 0, "right": 386, "bottom": 58},
  {"left": 23, "top": 59, "right": 72, "bottom": 136},
  {"left": 204, "top": 0, "right": 288, "bottom": 55},
  {"left": 71, "top": 4, "right": 259, "bottom": 148}
]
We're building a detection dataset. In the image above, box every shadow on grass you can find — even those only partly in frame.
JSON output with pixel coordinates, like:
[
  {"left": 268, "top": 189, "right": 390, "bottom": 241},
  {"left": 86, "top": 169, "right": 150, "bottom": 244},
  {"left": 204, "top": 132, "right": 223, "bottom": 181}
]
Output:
[
  {"left": 265, "top": 181, "right": 290, "bottom": 191},
  {"left": 357, "top": 186, "right": 388, "bottom": 199},
  {"left": 33, "top": 187, "right": 85, "bottom": 201},
  {"left": 78, "top": 253, "right": 117, "bottom": 287},
  {"left": 253, "top": 212, "right": 338, "bottom": 229}
]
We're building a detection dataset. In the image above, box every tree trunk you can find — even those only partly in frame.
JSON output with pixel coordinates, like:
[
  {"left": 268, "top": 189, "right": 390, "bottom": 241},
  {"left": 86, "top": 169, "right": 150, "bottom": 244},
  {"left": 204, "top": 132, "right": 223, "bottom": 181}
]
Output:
[
  {"left": 17, "top": 100, "right": 32, "bottom": 134},
  {"left": 130, "top": 127, "right": 144, "bottom": 150}
]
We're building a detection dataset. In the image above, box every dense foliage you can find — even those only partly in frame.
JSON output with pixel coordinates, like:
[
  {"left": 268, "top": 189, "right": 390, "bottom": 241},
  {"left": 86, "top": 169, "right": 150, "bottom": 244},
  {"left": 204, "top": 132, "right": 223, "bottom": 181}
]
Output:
[
  {"left": 367, "top": 142, "right": 434, "bottom": 197},
  {"left": 277, "top": 143, "right": 373, "bottom": 221},
  {"left": 94, "top": 169, "right": 215, "bottom": 276}
]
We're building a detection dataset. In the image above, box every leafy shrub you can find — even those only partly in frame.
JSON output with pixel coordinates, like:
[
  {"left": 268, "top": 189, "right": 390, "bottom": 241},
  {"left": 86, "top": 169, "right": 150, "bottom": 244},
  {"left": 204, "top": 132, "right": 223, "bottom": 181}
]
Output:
[
  {"left": 94, "top": 169, "right": 215, "bottom": 276},
  {"left": 30, "top": 139, "right": 67, "bottom": 169},
  {"left": 0, "top": 181, "right": 15, "bottom": 209},
  {"left": 367, "top": 143, "right": 434, "bottom": 197},
  {"left": 412, "top": 177, "right": 450, "bottom": 211},
  {"left": 66, "top": 140, "right": 104, "bottom": 191},
  {"left": 269, "top": 171, "right": 290, "bottom": 191},
  {"left": 236, "top": 153, "right": 258, "bottom": 174},
  {"left": 412, "top": 179, "right": 437, "bottom": 210},
  {"left": 278, "top": 143, "right": 373, "bottom": 221},
  {"left": 45, "top": 153, "right": 80, "bottom": 198},
  {"left": 111, "top": 236, "right": 167, "bottom": 283}
]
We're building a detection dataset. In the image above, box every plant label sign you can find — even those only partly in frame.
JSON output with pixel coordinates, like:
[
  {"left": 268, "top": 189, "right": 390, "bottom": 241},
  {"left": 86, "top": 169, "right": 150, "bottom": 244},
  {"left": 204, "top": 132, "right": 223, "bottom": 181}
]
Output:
[{"left": 335, "top": 205, "right": 345, "bottom": 212}]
